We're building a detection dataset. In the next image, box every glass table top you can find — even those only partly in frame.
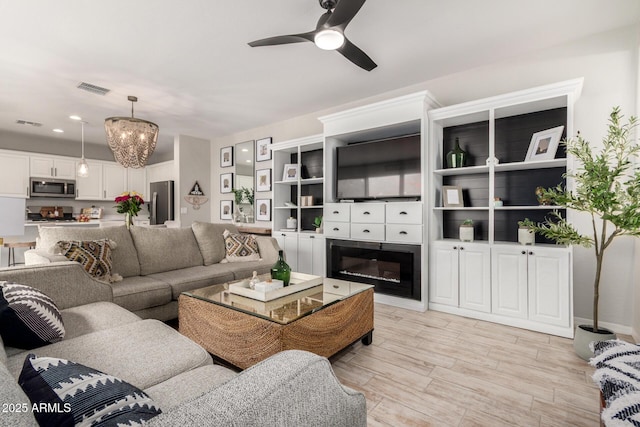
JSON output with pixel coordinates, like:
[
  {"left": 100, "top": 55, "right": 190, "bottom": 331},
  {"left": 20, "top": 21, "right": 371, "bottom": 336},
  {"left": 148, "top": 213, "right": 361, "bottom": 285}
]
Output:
[{"left": 183, "top": 276, "right": 373, "bottom": 325}]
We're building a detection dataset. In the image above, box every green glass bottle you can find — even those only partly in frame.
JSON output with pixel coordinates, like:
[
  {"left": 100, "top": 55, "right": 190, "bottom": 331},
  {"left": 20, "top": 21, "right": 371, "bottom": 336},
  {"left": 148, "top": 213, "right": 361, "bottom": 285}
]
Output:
[
  {"left": 271, "top": 250, "right": 291, "bottom": 286},
  {"left": 446, "top": 137, "right": 467, "bottom": 168}
]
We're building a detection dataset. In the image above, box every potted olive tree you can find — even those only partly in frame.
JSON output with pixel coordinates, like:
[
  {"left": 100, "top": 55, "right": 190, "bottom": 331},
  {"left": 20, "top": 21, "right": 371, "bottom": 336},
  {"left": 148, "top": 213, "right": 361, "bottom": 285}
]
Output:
[{"left": 533, "top": 107, "right": 639, "bottom": 360}]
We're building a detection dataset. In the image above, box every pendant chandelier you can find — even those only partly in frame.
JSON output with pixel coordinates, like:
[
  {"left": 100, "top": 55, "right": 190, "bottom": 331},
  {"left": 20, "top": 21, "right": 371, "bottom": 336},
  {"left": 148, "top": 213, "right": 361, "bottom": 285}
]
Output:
[
  {"left": 77, "top": 121, "right": 89, "bottom": 177},
  {"left": 104, "top": 96, "right": 158, "bottom": 168}
]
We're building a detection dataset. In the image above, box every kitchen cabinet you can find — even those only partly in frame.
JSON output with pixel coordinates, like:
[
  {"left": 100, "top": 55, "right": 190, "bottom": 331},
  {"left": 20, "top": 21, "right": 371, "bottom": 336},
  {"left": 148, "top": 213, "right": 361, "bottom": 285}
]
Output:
[
  {"left": 127, "top": 168, "right": 146, "bottom": 195},
  {"left": 76, "top": 161, "right": 103, "bottom": 200},
  {"left": 0, "top": 151, "right": 29, "bottom": 197},
  {"left": 30, "top": 156, "right": 76, "bottom": 179},
  {"left": 102, "top": 163, "right": 127, "bottom": 200},
  {"left": 429, "top": 241, "right": 491, "bottom": 313}
]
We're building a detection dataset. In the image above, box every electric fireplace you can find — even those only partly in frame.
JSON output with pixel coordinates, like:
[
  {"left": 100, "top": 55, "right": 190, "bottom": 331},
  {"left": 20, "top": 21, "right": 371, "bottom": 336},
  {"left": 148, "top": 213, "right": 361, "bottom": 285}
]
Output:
[{"left": 327, "top": 239, "right": 421, "bottom": 300}]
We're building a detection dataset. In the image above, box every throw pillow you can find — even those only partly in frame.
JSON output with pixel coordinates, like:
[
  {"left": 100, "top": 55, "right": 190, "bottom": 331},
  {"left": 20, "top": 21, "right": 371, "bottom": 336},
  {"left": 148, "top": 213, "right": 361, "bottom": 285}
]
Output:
[
  {"left": 19, "top": 354, "right": 161, "bottom": 426},
  {"left": 55, "top": 239, "right": 122, "bottom": 283},
  {"left": 0, "top": 282, "right": 65, "bottom": 349},
  {"left": 222, "top": 229, "right": 261, "bottom": 263}
]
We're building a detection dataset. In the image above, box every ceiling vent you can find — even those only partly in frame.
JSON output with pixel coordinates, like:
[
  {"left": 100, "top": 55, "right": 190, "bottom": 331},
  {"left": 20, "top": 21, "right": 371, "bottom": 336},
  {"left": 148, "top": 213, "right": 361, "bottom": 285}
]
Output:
[
  {"left": 77, "top": 82, "right": 110, "bottom": 96},
  {"left": 16, "top": 120, "right": 43, "bottom": 127}
]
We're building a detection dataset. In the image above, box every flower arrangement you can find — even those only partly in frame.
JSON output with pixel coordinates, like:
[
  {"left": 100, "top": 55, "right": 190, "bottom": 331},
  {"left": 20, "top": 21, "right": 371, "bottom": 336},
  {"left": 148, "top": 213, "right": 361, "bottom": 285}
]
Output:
[{"left": 115, "top": 192, "right": 144, "bottom": 227}]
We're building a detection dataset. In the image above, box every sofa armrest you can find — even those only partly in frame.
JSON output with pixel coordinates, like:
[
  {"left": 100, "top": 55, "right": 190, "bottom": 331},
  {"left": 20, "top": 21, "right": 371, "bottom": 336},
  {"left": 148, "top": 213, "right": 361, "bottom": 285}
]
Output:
[
  {"left": 0, "top": 262, "right": 113, "bottom": 310},
  {"left": 147, "top": 350, "right": 366, "bottom": 427},
  {"left": 256, "top": 236, "right": 281, "bottom": 264},
  {"left": 24, "top": 248, "right": 69, "bottom": 265}
]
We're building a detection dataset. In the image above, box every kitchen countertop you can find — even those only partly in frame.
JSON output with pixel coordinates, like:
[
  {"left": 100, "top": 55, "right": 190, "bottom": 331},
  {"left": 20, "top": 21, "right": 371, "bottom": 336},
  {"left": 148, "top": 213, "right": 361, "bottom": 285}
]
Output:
[{"left": 25, "top": 220, "right": 101, "bottom": 227}]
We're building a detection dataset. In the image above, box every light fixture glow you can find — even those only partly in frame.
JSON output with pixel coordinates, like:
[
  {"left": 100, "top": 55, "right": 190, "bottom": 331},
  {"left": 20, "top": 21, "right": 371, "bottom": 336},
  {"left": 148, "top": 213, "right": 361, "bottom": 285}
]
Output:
[
  {"left": 314, "top": 29, "right": 345, "bottom": 50},
  {"left": 104, "top": 96, "right": 158, "bottom": 168},
  {"left": 246, "top": 160, "right": 251, "bottom": 163},
  {"left": 53, "top": 129, "right": 64, "bottom": 133},
  {"left": 69, "top": 115, "right": 82, "bottom": 121},
  {"left": 77, "top": 121, "right": 89, "bottom": 177}
]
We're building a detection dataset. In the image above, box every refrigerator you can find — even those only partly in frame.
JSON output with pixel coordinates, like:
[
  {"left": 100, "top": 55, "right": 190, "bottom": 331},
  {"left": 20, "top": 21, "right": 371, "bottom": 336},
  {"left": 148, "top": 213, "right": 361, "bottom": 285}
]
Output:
[{"left": 149, "top": 181, "right": 175, "bottom": 225}]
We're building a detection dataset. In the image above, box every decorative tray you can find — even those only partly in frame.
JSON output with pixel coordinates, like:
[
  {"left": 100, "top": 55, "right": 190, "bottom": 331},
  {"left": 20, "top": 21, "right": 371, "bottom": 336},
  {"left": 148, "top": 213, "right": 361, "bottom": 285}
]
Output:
[
  {"left": 228, "top": 272, "right": 323, "bottom": 301},
  {"left": 228, "top": 285, "right": 323, "bottom": 312}
]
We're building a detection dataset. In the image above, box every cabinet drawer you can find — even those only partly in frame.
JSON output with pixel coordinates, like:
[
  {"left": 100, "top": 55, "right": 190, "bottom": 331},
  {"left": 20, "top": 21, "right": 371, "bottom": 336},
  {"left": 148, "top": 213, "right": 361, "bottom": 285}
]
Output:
[
  {"left": 350, "top": 223, "right": 385, "bottom": 241},
  {"left": 324, "top": 204, "right": 350, "bottom": 222},
  {"left": 323, "top": 278, "right": 351, "bottom": 296},
  {"left": 324, "top": 222, "right": 350, "bottom": 238},
  {"left": 386, "top": 224, "right": 423, "bottom": 244},
  {"left": 351, "top": 203, "right": 385, "bottom": 223},
  {"left": 386, "top": 202, "right": 422, "bottom": 224}
]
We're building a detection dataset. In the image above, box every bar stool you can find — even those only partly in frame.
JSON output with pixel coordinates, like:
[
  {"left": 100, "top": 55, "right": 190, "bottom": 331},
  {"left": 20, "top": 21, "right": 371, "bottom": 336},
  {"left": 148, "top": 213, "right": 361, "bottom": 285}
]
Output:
[{"left": 3, "top": 241, "right": 36, "bottom": 267}]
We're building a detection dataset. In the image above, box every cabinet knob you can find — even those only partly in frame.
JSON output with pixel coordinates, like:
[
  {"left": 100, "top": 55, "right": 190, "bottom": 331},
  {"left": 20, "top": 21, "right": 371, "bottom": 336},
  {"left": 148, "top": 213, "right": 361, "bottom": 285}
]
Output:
[
  {"left": 333, "top": 227, "right": 339, "bottom": 231},
  {"left": 310, "top": 235, "right": 314, "bottom": 239},
  {"left": 333, "top": 285, "right": 339, "bottom": 289},
  {"left": 363, "top": 211, "right": 370, "bottom": 215},
  {"left": 399, "top": 231, "right": 407, "bottom": 235},
  {"left": 399, "top": 211, "right": 408, "bottom": 215},
  {"left": 521, "top": 251, "right": 526, "bottom": 255},
  {"left": 363, "top": 229, "right": 370, "bottom": 233},
  {"left": 453, "top": 246, "right": 457, "bottom": 250},
  {"left": 529, "top": 251, "right": 534, "bottom": 255},
  {"left": 281, "top": 233, "right": 286, "bottom": 236},
  {"left": 332, "top": 211, "right": 339, "bottom": 214},
  {"left": 460, "top": 247, "right": 464, "bottom": 250}
]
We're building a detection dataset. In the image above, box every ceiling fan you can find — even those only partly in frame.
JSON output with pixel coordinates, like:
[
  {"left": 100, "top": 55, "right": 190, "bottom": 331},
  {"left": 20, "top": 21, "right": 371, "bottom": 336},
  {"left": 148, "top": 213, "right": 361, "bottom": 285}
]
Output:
[{"left": 248, "top": 0, "right": 377, "bottom": 71}]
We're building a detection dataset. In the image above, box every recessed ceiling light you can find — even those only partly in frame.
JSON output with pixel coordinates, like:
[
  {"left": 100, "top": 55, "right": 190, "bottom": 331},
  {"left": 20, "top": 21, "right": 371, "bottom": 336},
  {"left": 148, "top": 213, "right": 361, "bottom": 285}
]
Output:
[
  {"left": 241, "top": 148, "right": 249, "bottom": 152},
  {"left": 246, "top": 160, "right": 251, "bottom": 163},
  {"left": 53, "top": 129, "right": 64, "bottom": 133},
  {"left": 69, "top": 115, "right": 82, "bottom": 121}
]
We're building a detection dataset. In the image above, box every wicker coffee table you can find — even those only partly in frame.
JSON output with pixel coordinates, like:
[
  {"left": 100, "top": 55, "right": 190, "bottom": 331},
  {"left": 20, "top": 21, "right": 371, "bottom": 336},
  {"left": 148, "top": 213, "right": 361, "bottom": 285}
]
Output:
[{"left": 179, "top": 277, "right": 374, "bottom": 369}]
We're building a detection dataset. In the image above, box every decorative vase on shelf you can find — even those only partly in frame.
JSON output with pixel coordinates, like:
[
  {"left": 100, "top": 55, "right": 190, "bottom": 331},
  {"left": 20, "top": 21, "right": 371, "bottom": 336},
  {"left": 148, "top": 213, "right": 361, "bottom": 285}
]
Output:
[
  {"left": 518, "top": 227, "right": 535, "bottom": 245},
  {"left": 459, "top": 221, "right": 474, "bottom": 242},
  {"left": 271, "top": 250, "right": 291, "bottom": 286},
  {"left": 446, "top": 137, "right": 467, "bottom": 168}
]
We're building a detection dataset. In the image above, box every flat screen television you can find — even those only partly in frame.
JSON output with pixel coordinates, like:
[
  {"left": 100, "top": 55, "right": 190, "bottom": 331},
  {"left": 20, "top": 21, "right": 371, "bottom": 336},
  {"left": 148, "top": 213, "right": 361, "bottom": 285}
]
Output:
[{"left": 336, "top": 134, "right": 421, "bottom": 200}]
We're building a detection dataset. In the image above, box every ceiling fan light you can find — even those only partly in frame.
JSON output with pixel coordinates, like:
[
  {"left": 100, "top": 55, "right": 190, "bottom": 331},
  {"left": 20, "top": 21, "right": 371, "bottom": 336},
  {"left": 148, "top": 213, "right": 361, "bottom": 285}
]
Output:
[{"left": 314, "top": 29, "right": 344, "bottom": 50}]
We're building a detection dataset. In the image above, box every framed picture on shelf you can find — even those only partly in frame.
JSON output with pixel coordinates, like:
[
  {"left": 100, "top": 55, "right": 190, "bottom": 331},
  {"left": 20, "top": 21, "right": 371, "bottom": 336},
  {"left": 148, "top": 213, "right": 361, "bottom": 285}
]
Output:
[
  {"left": 256, "top": 168, "right": 271, "bottom": 192},
  {"left": 282, "top": 163, "right": 299, "bottom": 181},
  {"left": 220, "top": 200, "right": 233, "bottom": 220},
  {"left": 442, "top": 185, "right": 464, "bottom": 207},
  {"left": 525, "top": 125, "right": 564, "bottom": 162},
  {"left": 220, "top": 146, "right": 233, "bottom": 167},
  {"left": 220, "top": 173, "right": 233, "bottom": 194},
  {"left": 255, "top": 199, "right": 271, "bottom": 221},
  {"left": 256, "top": 137, "right": 272, "bottom": 162}
]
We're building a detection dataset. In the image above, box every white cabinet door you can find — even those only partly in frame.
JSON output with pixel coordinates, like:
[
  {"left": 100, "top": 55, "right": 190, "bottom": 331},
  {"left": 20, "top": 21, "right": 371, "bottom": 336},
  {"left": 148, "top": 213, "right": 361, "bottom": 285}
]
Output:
[
  {"left": 76, "top": 161, "right": 103, "bottom": 200},
  {"left": 491, "top": 246, "right": 528, "bottom": 319},
  {"left": 458, "top": 244, "right": 491, "bottom": 313},
  {"left": 429, "top": 242, "right": 459, "bottom": 307},
  {"left": 0, "top": 152, "right": 29, "bottom": 197},
  {"left": 273, "top": 231, "right": 298, "bottom": 271},
  {"left": 298, "top": 234, "right": 325, "bottom": 276},
  {"left": 103, "top": 163, "right": 127, "bottom": 200},
  {"left": 528, "top": 247, "right": 570, "bottom": 328},
  {"left": 126, "top": 168, "right": 146, "bottom": 194},
  {"left": 54, "top": 159, "right": 76, "bottom": 179},
  {"left": 30, "top": 156, "right": 76, "bottom": 179}
]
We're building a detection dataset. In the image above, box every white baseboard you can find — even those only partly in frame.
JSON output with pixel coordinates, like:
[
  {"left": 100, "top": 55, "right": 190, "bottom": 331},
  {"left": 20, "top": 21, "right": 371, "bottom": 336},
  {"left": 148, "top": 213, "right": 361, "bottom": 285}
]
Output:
[
  {"left": 574, "top": 317, "right": 634, "bottom": 336},
  {"left": 632, "top": 328, "right": 639, "bottom": 343},
  {"left": 374, "top": 294, "right": 426, "bottom": 312}
]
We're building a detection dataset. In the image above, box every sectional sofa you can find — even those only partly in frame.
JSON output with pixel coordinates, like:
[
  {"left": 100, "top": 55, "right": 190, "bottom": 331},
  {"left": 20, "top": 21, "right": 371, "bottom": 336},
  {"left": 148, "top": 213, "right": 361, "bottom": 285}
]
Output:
[{"left": 23, "top": 222, "right": 279, "bottom": 320}]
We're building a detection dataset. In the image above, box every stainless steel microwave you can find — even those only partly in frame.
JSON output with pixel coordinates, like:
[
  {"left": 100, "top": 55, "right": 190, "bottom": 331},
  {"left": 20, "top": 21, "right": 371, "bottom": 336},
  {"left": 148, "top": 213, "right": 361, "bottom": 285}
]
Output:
[{"left": 29, "top": 178, "right": 76, "bottom": 198}]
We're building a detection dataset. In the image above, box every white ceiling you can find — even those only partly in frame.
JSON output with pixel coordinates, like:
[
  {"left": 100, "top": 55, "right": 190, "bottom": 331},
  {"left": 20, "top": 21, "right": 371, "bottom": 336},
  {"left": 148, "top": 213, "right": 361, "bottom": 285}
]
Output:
[{"left": 0, "top": 0, "right": 638, "bottom": 158}]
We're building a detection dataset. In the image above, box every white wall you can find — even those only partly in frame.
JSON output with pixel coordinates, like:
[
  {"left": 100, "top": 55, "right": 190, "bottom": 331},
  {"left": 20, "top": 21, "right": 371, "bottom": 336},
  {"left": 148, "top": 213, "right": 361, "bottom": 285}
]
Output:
[
  {"left": 175, "top": 134, "right": 211, "bottom": 226},
  {"left": 211, "top": 24, "right": 639, "bottom": 329}
]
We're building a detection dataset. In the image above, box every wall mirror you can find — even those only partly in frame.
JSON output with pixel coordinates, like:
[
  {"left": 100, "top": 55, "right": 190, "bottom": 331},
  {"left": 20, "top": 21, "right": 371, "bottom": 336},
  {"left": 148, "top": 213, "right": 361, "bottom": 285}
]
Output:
[{"left": 234, "top": 140, "right": 254, "bottom": 223}]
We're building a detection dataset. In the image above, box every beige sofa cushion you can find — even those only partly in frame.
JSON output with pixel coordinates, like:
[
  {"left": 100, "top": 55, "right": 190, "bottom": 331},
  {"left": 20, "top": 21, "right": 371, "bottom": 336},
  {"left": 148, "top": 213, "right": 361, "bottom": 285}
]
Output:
[
  {"left": 148, "top": 265, "right": 235, "bottom": 299},
  {"left": 130, "top": 227, "right": 204, "bottom": 275},
  {"left": 191, "top": 222, "right": 238, "bottom": 265},
  {"left": 36, "top": 226, "right": 141, "bottom": 278},
  {"left": 110, "top": 276, "right": 172, "bottom": 312}
]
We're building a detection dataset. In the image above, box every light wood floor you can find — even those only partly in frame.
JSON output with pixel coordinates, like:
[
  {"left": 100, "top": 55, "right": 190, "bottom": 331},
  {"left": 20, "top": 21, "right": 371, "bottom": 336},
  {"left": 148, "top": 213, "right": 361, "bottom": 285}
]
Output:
[{"left": 330, "top": 303, "right": 630, "bottom": 427}]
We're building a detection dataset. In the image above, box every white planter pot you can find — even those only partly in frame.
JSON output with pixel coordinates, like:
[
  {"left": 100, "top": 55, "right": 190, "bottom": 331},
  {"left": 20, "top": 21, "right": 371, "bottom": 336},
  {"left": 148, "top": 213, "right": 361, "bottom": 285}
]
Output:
[
  {"left": 573, "top": 325, "right": 616, "bottom": 360},
  {"left": 518, "top": 227, "right": 535, "bottom": 245},
  {"left": 286, "top": 217, "right": 297, "bottom": 229},
  {"left": 459, "top": 226, "right": 474, "bottom": 242}
]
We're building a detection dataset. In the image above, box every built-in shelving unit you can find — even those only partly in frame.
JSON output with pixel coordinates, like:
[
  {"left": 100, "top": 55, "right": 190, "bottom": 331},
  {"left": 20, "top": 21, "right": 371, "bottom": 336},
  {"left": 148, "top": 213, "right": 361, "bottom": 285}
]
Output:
[{"left": 427, "top": 78, "right": 584, "bottom": 338}]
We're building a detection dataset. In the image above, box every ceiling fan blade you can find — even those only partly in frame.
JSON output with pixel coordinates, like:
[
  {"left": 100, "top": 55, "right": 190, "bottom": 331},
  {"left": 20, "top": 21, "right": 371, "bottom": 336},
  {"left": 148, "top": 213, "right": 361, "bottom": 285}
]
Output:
[
  {"left": 337, "top": 38, "right": 377, "bottom": 71},
  {"left": 326, "top": 0, "right": 366, "bottom": 29},
  {"left": 248, "top": 33, "right": 314, "bottom": 47}
]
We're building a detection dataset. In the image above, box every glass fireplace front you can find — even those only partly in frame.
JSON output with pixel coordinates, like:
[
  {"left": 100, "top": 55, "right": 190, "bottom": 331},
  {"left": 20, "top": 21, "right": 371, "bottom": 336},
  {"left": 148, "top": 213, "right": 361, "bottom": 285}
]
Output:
[{"left": 327, "top": 239, "right": 421, "bottom": 300}]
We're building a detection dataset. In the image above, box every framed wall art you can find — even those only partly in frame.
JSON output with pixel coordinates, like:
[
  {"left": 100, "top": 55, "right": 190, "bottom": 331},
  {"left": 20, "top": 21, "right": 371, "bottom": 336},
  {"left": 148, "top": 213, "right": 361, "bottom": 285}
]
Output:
[
  {"left": 255, "top": 198, "right": 271, "bottom": 221},
  {"left": 220, "top": 173, "right": 233, "bottom": 194},
  {"left": 220, "top": 146, "right": 234, "bottom": 167},
  {"left": 256, "top": 137, "right": 272, "bottom": 162},
  {"left": 442, "top": 185, "right": 464, "bottom": 207},
  {"left": 220, "top": 200, "right": 233, "bottom": 220},
  {"left": 525, "top": 125, "right": 564, "bottom": 162},
  {"left": 282, "top": 163, "right": 299, "bottom": 181},
  {"left": 256, "top": 168, "right": 271, "bottom": 192}
]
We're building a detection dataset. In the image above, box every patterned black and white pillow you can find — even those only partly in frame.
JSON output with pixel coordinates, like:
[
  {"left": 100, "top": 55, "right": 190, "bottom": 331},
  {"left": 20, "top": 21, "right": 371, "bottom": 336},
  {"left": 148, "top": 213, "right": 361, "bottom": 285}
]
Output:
[
  {"left": 19, "top": 354, "right": 162, "bottom": 426},
  {"left": 0, "top": 282, "right": 65, "bottom": 349},
  {"left": 222, "top": 229, "right": 261, "bottom": 263}
]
